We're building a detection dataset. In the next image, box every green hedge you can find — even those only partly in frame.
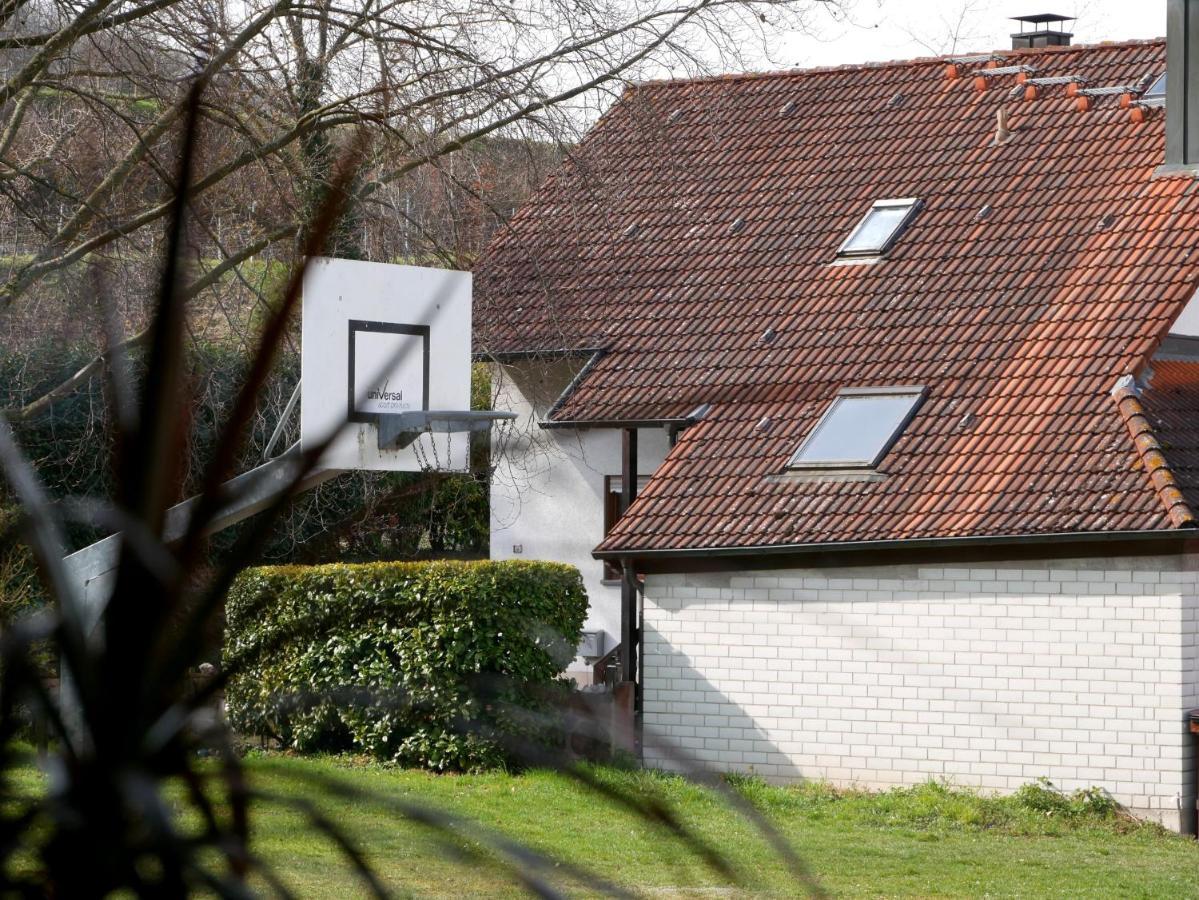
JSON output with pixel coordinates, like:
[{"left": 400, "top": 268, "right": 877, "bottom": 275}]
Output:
[{"left": 224, "top": 560, "right": 587, "bottom": 771}]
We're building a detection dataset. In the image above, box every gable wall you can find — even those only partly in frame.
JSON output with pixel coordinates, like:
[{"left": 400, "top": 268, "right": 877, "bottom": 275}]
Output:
[
  {"left": 489, "top": 359, "right": 671, "bottom": 671},
  {"left": 641, "top": 555, "right": 1199, "bottom": 832}
]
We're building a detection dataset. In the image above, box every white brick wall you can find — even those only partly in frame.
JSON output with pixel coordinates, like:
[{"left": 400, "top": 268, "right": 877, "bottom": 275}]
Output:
[{"left": 641, "top": 554, "right": 1199, "bottom": 832}]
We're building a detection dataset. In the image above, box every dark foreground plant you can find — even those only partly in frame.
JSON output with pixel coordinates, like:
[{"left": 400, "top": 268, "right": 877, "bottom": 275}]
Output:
[{"left": 0, "top": 82, "right": 825, "bottom": 898}]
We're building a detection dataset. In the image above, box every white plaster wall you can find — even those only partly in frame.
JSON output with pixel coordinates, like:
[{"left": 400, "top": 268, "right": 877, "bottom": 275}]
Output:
[
  {"left": 641, "top": 555, "right": 1199, "bottom": 832},
  {"left": 489, "top": 359, "right": 670, "bottom": 661}
]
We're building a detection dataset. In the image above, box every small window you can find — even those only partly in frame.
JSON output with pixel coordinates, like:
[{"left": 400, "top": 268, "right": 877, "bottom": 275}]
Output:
[
  {"left": 1145, "top": 72, "right": 1167, "bottom": 99},
  {"left": 837, "top": 198, "right": 921, "bottom": 258},
  {"left": 788, "top": 387, "right": 925, "bottom": 469}
]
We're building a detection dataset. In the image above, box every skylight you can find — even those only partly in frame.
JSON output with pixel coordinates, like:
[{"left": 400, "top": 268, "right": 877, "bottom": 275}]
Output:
[
  {"left": 837, "top": 198, "right": 921, "bottom": 258},
  {"left": 1146, "top": 72, "right": 1167, "bottom": 99},
  {"left": 788, "top": 387, "right": 925, "bottom": 469}
]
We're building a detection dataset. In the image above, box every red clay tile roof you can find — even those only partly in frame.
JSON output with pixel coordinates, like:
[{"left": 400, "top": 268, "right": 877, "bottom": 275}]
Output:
[
  {"left": 1111, "top": 373, "right": 1197, "bottom": 528},
  {"left": 1135, "top": 358, "right": 1199, "bottom": 518},
  {"left": 474, "top": 38, "right": 1199, "bottom": 553}
]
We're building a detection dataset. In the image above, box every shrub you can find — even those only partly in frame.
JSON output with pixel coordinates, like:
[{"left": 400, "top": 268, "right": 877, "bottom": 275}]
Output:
[
  {"left": 1013, "top": 777, "right": 1120, "bottom": 820},
  {"left": 0, "top": 507, "right": 59, "bottom": 690},
  {"left": 224, "top": 560, "right": 587, "bottom": 771},
  {"left": 0, "top": 507, "right": 41, "bottom": 623}
]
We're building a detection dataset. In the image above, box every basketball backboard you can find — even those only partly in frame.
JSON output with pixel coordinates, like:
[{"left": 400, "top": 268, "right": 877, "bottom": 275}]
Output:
[{"left": 301, "top": 258, "right": 472, "bottom": 472}]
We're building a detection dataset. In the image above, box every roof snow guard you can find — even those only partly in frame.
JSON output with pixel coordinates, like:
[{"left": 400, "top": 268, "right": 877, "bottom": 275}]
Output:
[
  {"left": 1112, "top": 374, "right": 1197, "bottom": 528},
  {"left": 977, "top": 65, "right": 1038, "bottom": 78},
  {"left": 1022, "top": 75, "right": 1086, "bottom": 86},
  {"left": 950, "top": 53, "right": 1005, "bottom": 66},
  {"left": 1076, "top": 84, "right": 1138, "bottom": 97}
]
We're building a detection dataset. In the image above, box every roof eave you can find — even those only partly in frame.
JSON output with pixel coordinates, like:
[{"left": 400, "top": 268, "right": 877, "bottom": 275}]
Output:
[
  {"left": 473, "top": 347, "right": 606, "bottom": 363},
  {"left": 540, "top": 417, "right": 689, "bottom": 430},
  {"left": 593, "top": 526, "right": 1198, "bottom": 562}
]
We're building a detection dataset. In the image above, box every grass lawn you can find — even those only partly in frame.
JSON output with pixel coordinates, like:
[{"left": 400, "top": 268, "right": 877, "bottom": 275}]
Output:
[{"left": 237, "top": 753, "right": 1199, "bottom": 898}]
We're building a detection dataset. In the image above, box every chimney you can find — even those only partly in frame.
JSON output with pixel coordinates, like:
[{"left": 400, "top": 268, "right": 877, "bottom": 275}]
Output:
[
  {"left": 1010, "top": 13, "right": 1074, "bottom": 50},
  {"left": 1166, "top": 0, "right": 1199, "bottom": 168}
]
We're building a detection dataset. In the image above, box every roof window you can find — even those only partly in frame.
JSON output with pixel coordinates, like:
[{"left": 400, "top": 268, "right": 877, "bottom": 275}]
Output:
[
  {"left": 787, "top": 387, "right": 925, "bottom": 469},
  {"left": 837, "top": 198, "right": 921, "bottom": 258}
]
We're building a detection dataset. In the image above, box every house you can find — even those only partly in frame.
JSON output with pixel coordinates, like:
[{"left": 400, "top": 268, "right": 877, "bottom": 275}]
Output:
[{"left": 476, "top": 7, "right": 1199, "bottom": 832}]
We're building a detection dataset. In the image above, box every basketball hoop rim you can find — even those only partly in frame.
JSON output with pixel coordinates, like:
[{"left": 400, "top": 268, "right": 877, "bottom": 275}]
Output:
[{"left": 375, "top": 409, "right": 517, "bottom": 450}]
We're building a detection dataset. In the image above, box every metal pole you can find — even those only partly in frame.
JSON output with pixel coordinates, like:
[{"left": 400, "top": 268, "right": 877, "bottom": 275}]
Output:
[
  {"left": 262, "top": 380, "right": 302, "bottom": 461},
  {"left": 621, "top": 563, "right": 638, "bottom": 685},
  {"left": 63, "top": 445, "right": 341, "bottom": 630},
  {"left": 59, "top": 447, "right": 342, "bottom": 738}
]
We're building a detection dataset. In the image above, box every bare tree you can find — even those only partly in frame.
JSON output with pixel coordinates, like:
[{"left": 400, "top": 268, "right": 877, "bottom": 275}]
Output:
[
  {"left": 0, "top": 0, "right": 842, "bottom": 425},
  {"left": 896, "top": 0, "right": 992, "bottom": 57}
]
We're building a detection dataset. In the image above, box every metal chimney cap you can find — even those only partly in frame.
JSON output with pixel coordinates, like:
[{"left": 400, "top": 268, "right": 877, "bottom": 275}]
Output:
[
  {"left": 1010, "top": 13, "right": 1074, "bottom": 49},
  {"left": 1011, "top": 13, "right": 1075, "bottom": 26}
]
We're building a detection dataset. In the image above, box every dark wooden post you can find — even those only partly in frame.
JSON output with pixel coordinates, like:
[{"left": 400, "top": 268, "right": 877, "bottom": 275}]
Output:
[
  {"left": 621, "top": 427, "right": 638, "bottom": 512},
  {"left": 620, "top": 427, "right": 638, "bottom": 684}
]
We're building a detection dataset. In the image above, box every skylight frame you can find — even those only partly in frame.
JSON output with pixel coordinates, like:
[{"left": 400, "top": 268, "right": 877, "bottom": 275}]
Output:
[
  {"left": 786, "top": 386, "right": 927, "bottom": 470},
  {"left": 1145, "top": 71, "right": 1167, "bottom": 100},
  {"left": 836, "top": 198, "right": 922, "bottom": 259}
]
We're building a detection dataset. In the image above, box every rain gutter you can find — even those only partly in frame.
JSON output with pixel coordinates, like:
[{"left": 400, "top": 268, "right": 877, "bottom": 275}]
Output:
[{"left": 592, "top": 527, "right": 1199, "bottom": 562}]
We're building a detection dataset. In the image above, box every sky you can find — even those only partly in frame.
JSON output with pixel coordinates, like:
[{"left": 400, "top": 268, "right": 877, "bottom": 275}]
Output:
[{"left": 772, "top": 0, "right": 1167, "bottom": 70}]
